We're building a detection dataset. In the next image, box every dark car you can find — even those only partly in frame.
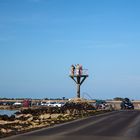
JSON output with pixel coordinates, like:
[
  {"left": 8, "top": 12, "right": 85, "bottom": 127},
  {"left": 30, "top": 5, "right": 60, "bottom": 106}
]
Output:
[{"left": 120, "top": 98, "right": 134, "bottom": 110}]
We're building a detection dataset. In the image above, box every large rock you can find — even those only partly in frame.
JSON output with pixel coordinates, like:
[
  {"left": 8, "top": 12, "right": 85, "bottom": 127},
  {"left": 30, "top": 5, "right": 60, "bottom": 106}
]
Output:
[
  {"left": 63, "top": 114, "right": 70, "bottom": 117},
  {"left": 0, "top": 115, "right": 9, "bottom": 121},
  {"left": 1, "top": 128, "right": 7, "bottom": 133},
  {"left": 16, "top": 114, "right": 33, "bottom": 121},
  {"left": 9, "top": 115, "right": 15, "bottom": 121},
  {"left": 51, "top": 114, "right": 63, "bottom": 119},
  {"left": 24, "top": 114, "right": 32, "bottom": 118},
  {"left": 34, "top": 119, "right": 40, "bottom": 123},
  {"left": 27, "top": 116, "right": 33, "bottom": 122},
  {"left": 39, "top": 114, "right": 51, "bottom": 120},
  {"left": 15, "top": 114, "right": 24, "bottom": 119},
  {"left": 0, "top": 128, "right": 13, "bottom": 134}
]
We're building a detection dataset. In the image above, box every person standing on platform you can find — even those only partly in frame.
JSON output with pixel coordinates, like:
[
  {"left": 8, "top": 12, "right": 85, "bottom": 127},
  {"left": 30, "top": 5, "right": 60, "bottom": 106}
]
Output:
[
  {"left": 79, "top": 64, "right": 83, "bottom": 75},
  {"left": 71, "top": 65, "right": 75, "bottom": 76},
  {"left": 76, "top": 64, "right": 80, "bottom": 76}
]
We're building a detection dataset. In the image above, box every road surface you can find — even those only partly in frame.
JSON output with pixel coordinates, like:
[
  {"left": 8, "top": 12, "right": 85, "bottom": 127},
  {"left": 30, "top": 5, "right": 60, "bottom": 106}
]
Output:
[{"left": 2, "top": 110, "right": 140, "bottom": 140}]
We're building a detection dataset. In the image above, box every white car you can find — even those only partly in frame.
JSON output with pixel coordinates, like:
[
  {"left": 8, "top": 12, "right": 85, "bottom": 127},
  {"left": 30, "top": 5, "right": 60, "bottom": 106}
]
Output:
[
  {"left": 53, "top": 102, "right": 65, "bottom": 107},
  {"left": 13, "top": 102, "right": 22, "bottom": 106},
  {"left": 41, "top": 101, "right": 65, "bottom": 107},
  {"left": 41, "top": 101, "right": 56, "bottom": 107},
  {"left": 40, "top": 102, "right": 48, "bottom": 106},
  {"left": 47, "top": 102, "right": 57, "bottom": 107}
]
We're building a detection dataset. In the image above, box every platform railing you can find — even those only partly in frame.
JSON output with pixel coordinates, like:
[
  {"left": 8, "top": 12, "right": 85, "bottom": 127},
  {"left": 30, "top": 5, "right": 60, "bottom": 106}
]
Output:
[{"left": 70, "top": 69, "right": 88, "bottom": 76}]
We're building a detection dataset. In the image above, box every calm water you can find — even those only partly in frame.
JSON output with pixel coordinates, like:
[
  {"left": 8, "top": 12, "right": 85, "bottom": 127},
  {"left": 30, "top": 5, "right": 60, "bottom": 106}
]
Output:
[{"left": 0, "top": 110, "right": 18, "bottom": 116}]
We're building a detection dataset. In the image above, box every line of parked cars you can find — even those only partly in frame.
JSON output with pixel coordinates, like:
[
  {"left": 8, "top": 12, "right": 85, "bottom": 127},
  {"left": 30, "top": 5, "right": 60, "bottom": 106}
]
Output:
[{"left": 40, "top": 101, "right": 65, "bottom": 107}]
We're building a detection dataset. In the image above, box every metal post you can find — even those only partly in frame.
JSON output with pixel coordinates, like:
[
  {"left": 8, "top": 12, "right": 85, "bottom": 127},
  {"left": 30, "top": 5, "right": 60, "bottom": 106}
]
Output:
[
  {"left": 77, "top": 76, "right": 81, "bottom": 98},
  {"left": 77, "top": 84, "right": 80, "bottom": 98}
]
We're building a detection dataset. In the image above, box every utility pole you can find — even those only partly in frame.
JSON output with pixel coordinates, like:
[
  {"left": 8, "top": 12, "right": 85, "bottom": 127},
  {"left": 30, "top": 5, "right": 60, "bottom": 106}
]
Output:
[{"left": 69, "top": 64, "right": 88, "bottom": 98}]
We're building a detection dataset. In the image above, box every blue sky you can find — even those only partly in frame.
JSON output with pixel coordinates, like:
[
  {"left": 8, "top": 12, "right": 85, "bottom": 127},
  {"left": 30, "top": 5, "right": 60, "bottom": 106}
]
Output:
[{"left": 0, "top": 0, "right": 140, "bottom": 99}]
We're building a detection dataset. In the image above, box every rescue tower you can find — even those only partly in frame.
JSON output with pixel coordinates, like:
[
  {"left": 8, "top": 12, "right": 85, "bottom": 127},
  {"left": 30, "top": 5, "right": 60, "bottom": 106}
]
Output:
[{"left": 69, "top": 64, "right": 88, "bottom": 98}]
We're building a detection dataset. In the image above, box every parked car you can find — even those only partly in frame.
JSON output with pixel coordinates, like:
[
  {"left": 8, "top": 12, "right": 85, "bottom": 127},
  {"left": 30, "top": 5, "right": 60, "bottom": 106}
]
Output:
[
  {"left": 13, "top": 102, "right": 22, "bottom": 107},
  {"left": 47, "top": 102, "right": 57, "bottom": 107},
  {"left": 120, "top": 98, "right": 134, "bottom": 110},
  {"left": 53, "top": 102, "right": 65, "bottom": 107},
  {"left": 40, "top": 101, "right": 65, "bottom": 107},
  {"left": 40, "top": 102, "right": 48, "bottom": 106}
]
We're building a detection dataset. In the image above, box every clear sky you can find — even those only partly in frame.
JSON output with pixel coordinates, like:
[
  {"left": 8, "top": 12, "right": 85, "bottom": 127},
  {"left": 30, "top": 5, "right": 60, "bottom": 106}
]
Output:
[{"left": 0, "top": 0, "right": 140, "bottom": 100}]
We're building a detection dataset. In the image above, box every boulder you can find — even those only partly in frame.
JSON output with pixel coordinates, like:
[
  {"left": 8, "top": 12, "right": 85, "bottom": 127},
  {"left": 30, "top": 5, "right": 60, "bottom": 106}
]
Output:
[
  {"left": 51, "top": 114, "right": 62, "bottom": 119},
  {"left": 15, "top": 114, "right": 24, "bottom": 119},
  {"left": 50, "top": 121, "right": 55, "bottom": 124},
  {"left": 1, "top": 128, "right": 7, "bottom": 133},
  {"left": 1, "top": 115, "right": 9, "bottom": 121},
  {"left": 63, "top": 114, "right": 70, "bottom": 117},
  {"left": 39, "top": 114, "right": 51, "bottom": 120},
  {"left": 34, "top": 119, "right": 40, "bottom": 123},
  {"left": 24, "top": 114, "right": 32, "bottom": 118},
  {"left": 27, "top": 116, "right": 33, "bottom": 122},
  {"left": 0, "top": 128, "right": 13, "bottom": 134},
  {"left": 9, "top": 115, "right": 15, "bottom": 121}
]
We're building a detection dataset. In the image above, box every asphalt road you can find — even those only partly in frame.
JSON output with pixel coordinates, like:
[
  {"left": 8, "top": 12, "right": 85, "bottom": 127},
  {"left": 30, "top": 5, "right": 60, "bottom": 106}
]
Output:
[{"left": 3, "top": 110, "right": 140, "bottom": 140}]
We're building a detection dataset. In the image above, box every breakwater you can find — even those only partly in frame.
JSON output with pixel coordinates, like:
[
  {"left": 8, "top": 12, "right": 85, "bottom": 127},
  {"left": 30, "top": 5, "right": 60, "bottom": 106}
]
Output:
[{"left": 0, "top": 101, "right": 113, "bottom": 138}]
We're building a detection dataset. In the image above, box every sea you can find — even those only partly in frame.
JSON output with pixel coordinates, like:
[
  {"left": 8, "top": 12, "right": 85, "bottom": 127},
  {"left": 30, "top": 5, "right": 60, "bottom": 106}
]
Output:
[{"left": 0, "top": 110, "right": 18, "bottom": 116}]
